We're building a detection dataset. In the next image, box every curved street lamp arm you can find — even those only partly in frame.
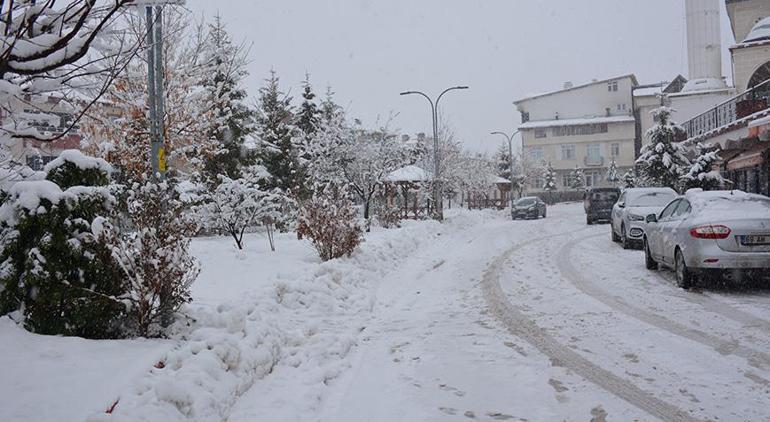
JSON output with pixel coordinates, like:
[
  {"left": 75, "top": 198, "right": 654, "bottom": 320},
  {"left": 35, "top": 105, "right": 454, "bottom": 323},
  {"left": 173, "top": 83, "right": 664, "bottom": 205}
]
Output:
[
  {"left": 436, "top": 86, "right": 469, "bottom": 109},
  {"left": 400, "top": 90, "right": 436, "bottom": 115}
]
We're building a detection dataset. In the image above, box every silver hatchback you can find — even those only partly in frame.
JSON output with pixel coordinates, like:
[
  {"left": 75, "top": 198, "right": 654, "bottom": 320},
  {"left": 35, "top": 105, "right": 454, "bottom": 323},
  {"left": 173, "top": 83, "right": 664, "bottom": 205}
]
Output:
[{"left": 643, "top": 190, "right": 770, "bottom": 289}]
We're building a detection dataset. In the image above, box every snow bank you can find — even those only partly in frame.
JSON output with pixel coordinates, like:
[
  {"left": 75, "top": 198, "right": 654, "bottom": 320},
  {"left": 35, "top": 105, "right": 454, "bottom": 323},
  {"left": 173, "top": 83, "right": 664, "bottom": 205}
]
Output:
[
  {"left": 92, "top": 219, "right": 443, "bottom": 421},
  {"left": 44, "top": 149, "right": 113, "bottom": 174}
]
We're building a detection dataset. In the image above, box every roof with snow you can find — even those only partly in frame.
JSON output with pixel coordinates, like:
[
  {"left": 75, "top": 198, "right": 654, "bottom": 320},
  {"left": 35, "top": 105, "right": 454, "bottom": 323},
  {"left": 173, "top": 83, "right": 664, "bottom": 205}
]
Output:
[
  {"left": 385, "top": 165, "right": 432, "bottom": 183},
  {"left": 518, "top": 115, "right": 635, "bottom": 129},
  {"left": 514, "top": 74, "right": 638, "bottom": 105},
  {"left": 744, "top": 17, "right": 770, "bottom": 43}
]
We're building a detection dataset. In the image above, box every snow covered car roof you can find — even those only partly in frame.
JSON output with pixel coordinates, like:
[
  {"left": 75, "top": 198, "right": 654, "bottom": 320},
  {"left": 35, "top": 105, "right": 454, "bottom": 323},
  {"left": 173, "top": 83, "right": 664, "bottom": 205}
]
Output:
[{"left": 685, "top": 189, "right": 770, "bottom": 220}]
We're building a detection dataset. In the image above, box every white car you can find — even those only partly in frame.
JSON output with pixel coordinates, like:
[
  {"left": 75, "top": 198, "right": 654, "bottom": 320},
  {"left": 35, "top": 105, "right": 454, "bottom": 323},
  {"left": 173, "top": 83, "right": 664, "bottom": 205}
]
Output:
[
  {"left": 611, "top": 187, "right": 678, "bottom": 249},
  {"left": 644, "top": 190, "right": 770, "bottom": 289}
]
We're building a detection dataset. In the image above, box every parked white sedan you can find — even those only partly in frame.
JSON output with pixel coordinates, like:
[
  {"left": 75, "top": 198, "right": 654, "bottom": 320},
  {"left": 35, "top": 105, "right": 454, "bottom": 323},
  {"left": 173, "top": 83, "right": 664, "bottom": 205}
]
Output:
[
  {"left": 643, "top": 189, "right": 770, "bottom": 289},
  {"left": 611, "top": 187, "right": 678, "bottom": 249}
]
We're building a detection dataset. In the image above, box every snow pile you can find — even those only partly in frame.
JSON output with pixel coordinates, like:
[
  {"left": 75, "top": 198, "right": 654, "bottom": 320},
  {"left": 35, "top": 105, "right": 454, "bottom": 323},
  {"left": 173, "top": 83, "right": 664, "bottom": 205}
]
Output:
[
  {"left": 43, "top": 149, "right": 113, "bottom": 174},
  {"left": 92, "top": 219, "right": 442, "bottom": 421},
  {"left": 0, "top": 180, "right": 113, "bottom": 226}
]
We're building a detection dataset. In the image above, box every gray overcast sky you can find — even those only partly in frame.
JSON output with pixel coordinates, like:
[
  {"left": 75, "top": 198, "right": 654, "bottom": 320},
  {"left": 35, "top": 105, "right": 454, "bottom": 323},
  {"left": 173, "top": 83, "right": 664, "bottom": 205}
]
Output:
[{"left": 186, "top": 0, "right": 736, "bottom": 153}]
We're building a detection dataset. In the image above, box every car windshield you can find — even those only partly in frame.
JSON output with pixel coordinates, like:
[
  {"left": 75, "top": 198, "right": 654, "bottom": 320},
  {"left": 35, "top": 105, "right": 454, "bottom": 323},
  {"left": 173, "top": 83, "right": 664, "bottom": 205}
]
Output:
[
  {"left": 629, "top": 192, "right": 676, "bottom": 207},
  {"left": 516, "top": 198, "right": 536, "bottom": 206},
  {"left": 591, "top": 191, "right": 618, "bottom": 201}
]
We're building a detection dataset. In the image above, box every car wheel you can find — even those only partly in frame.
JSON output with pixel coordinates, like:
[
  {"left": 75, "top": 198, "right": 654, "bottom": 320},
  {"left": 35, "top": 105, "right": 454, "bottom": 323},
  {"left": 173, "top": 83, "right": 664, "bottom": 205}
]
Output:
[
  {"left": 543, "top": 210, "right": 547, "bottom": 218},
  {"left": 644, "top": 238, "right": 658, "bottom": 270},
  {"left": 587, "top": 216, "right": 593, "bottom": 225},
  {"left": 621, "top": 224, "right": 631, "bottom": 250},
  {"left": 611, "top": 225, "right": 620, "bottom": 242},
  {"left": 675, "top": 249, "right": 695, "bottom": 289}
]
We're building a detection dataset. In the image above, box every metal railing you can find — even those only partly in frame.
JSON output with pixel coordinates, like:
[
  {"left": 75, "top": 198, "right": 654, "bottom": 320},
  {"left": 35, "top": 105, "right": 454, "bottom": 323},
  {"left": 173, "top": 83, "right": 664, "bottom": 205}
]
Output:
[{"left": 682, "top": 79, "right": 770, "bottom": 139}]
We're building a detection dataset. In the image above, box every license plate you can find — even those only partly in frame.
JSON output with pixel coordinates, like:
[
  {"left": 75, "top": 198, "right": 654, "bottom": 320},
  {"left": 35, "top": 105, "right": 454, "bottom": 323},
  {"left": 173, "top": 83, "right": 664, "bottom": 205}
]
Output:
[{"left": 740, "top": 235, "right": 770, "bottom": 246}]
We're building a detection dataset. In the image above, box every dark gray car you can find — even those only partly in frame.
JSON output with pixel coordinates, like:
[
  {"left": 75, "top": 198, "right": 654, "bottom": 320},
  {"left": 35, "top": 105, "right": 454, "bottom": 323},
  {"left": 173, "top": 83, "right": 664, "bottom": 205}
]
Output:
[
  {"left": 584, "top": 188, "right": 620, "bottom": 225},
  {"left": 512, "top": 196, "right": 547, "bottom": 220}
]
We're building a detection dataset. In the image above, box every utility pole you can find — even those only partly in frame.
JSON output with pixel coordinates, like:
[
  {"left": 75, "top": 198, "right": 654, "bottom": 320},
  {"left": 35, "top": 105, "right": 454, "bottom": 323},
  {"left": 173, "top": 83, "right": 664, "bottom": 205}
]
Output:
[
  {"left": 137, "top": 0, "right": 185, "bottom": 178},
  {"left": 400, "top": 86, "right": 468, "bottom": 221},
  {"left": 491, "top": 130, "right": 519, "bottom": 211}
]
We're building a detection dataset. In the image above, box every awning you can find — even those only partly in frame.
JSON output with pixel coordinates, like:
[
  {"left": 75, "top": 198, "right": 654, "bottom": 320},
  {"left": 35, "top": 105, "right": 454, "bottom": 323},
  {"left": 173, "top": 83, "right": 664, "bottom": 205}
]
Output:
[
  {"left": 726, "top": 144, "right": 768, "bottom": 171},
  {"left": 749, "top": 115, "right": 770, "bottom": 141}
]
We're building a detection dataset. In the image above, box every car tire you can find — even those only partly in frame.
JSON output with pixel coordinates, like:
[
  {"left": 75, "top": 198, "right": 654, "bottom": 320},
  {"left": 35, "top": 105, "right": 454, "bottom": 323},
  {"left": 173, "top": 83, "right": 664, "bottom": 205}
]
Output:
[
  {"left": 675, "top": 249, "right": 695, "bottom": 289},
  {"left": 611, "top": 226, "right": 620, "bottom": 242},
  {"left": 621, "top": 224, "right": 631, "bottom": 250},
  {"left": 543, "top": 210, "right": 547, "bottom": 218},
  {"left": 587, "top": 216, "right": 593, "bottom": 225},
  {"left": 644, "top": 238, "right": 658, "bottom": 270}
]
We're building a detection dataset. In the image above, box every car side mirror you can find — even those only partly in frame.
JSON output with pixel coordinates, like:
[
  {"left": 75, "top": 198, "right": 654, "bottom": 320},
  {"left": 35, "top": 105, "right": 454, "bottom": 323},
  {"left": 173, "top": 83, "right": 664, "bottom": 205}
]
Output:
[
  {"left": 618, "top": 202, "right": 625, "bottom": 208},
  {"left": 645, "top": 214, "right": 657, "bottom": 224}
]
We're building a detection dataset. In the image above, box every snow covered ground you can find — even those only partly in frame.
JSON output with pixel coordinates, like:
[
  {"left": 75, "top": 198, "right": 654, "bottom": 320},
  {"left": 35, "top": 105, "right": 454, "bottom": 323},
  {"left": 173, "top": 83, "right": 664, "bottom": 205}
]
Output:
[{"left": 3, "top": 204, "right": 770, "bottom": 421}]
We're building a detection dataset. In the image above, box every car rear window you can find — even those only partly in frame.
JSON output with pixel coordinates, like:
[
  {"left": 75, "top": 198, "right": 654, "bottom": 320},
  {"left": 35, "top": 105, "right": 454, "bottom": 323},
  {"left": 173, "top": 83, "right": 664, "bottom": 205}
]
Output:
[
  {"left": 591, "top": 191, "right": 618, "bottom": 201},
  {"left": 629, "top": 192, "right": 676, "bottom": 207}
]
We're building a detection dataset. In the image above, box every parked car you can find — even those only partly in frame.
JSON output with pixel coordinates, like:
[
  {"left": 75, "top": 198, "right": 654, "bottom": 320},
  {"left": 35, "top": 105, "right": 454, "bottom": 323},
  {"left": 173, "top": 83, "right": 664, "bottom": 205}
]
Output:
[
  {"left": 584, "top": 187, "right": 620, "bottom": 225},
  {"left": 512, "top": 196, "right": 547, "bottom": 220},
  {"left": 644, "top": 190, "right": 770, "bottom": 289},
  {"left": 611, "top": 187, "right": 678, "bottom": 249}
]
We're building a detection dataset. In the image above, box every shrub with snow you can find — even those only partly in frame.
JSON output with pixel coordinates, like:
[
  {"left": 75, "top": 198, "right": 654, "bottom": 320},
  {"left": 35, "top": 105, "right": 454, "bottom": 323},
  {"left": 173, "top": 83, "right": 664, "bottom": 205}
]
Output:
[
  {"left": 680, "top": 143, "right": 725, "bottom": 191},
  {"left": 636, "top": 107, "right": 690, "bottom": 190},
  {"left": 103, "top": 179, "right": 200, "bottom": 337},
  {"left": 0, "top": 154, "right": 125, "bottom": 339},
  {"left": 297, "top": 187, "right": 363, "bottom": 261}
]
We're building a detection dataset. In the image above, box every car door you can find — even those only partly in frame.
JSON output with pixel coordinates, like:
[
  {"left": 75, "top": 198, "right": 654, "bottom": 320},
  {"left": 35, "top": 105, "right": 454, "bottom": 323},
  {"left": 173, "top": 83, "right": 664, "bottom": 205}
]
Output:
[
  {"left": 653, "top": 199, "right": 682, "bottom": 265},
  {"left": 666, "top": 199, "right": 693, "bottom": 261}
]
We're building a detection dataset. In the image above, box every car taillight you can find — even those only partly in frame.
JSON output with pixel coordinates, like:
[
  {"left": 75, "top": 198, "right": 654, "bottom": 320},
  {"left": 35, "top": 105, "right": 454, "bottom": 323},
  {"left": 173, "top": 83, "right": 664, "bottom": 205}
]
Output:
[{"left": 689, "top": 225, "right": 731, "bottom": 239}]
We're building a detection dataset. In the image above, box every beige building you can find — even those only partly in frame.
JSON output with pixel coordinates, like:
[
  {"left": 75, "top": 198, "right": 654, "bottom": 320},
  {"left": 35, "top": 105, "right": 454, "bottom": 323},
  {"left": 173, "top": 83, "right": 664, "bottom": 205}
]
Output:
[{"left": 515, "top": 75, "right": 638, "bottom": 192}]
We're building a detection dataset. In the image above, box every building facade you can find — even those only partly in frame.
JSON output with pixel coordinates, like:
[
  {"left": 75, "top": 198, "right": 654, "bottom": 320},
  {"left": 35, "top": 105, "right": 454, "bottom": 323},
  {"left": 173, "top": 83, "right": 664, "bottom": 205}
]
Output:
[{"left": 515, "top": 75, "right": 638, "bottom": 192}]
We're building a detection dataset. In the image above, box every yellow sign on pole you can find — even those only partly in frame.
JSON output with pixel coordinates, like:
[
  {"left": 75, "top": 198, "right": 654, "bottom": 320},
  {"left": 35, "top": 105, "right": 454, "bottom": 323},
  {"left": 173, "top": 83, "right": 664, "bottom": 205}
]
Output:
[{"left": 158, "top": 147, "right": 166, "bottom": 172}]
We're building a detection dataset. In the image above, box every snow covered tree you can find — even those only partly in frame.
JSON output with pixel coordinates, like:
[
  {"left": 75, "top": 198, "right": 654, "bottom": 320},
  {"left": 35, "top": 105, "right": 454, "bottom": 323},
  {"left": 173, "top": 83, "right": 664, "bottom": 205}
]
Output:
[
  {"left": 103, "top": 178, "right": 199, "bottom": 336},
  {"left": 622, "top": 168, "right": 639, "bottom": 189},
  {"left": 0, "top": 151, "right": 126, "bottom": 339},
  {"left": 255, "top": 70, "right": 300, "bottom": 194},
  {"left": 0, "top": 1, "right": 135, "bottom": 144},
  {"left": 569, "top": 166, "right": 586, "bottom": 191},
  {"left": 681, "top": 143, "right": 725, "bottom": 191},
  {"left": 199, "top": 175, "right": 263, "bottom": 250},
  {"left": 494, "top": 142, "right": 512, "bottom": 180},
  {"left": 82, "top": 9, "right": 219, "bottom": 182},
  {"left": 636, "top": 107, "right": 690, "bottom": 190},
  {"left": 304, "top": 88, "right": 349, "bottom": 190},
  {"left": 297, "top": 184, "right": 363, "bottom": 261},
  {"left": 200, "top": 15, "right": 255, "bottom": 182},
  {"left": 606, "top": 160, "right": 620, "bottom": 187},
  {"left": 542, "top": 162, "right": 557, "bottom": 192}
]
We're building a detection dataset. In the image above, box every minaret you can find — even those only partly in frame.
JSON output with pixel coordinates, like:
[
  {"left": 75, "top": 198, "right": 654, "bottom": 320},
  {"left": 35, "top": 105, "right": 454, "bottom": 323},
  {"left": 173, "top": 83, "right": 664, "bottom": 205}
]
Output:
[{"left": 684, "top": 0, "right": 726, "bottom": 90}]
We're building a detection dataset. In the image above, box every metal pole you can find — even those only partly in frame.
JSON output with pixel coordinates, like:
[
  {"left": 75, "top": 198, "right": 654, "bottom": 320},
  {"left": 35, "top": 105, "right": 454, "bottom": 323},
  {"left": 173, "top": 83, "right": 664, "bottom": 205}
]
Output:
[
  {"left": 146, "top": 6, "right": 159, "bottom": 176},
  {"left": 154, "top": 5, "right": 166, "bottom": 179},
  {"left": 492, "top": 130, "right": 518, "bottom": 210}
]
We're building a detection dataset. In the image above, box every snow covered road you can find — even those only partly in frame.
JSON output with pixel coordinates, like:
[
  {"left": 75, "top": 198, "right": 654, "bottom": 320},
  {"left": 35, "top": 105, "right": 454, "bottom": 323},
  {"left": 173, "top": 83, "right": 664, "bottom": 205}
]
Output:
[{"left": 310, "top": 203, "right": 770, "bottom": 422}]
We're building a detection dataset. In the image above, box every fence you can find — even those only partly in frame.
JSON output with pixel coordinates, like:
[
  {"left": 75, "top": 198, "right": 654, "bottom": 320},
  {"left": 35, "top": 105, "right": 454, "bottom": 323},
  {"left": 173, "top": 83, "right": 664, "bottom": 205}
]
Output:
[{"left": 523, "top": 190, "right": 585, "bottom": 205}]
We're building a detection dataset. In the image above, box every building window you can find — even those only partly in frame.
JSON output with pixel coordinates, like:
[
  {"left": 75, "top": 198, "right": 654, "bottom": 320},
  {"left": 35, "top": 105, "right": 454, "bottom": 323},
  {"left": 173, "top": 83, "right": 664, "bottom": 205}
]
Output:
[
  {"left": 534, "top": 128, "right": 547, "bottom": 138},
  {"left": 587, "top": 144, "right": 601, "bottom": 159},
  {"left": 608, "top": 81, "right": 618, "bottom": 92},
  {"left": 531, "top": 177, "right": 545, "bottom": 190},
  {"left": 26, "top": 155, "right": 56, "bottom": 171},
  {"left": 553, "top": 123, "right": 608, "bottom": 137},
  {"left": 562, "top": 174, "right": 571, "bottom": 187},
  {"left": 585, "top": 172, "right": 600, "bottom": 187},
  {"left": 611, "top": 143, "right": 620, "bottom": 157},
  {"left": 560, "top": 144, "right": 575, "bottom": 160},
  {"left": 530, "top": 146, "right": 544, "bottom": 162},
  {"left": 521, "top": 112, "right": 530, "bottom": 123}
]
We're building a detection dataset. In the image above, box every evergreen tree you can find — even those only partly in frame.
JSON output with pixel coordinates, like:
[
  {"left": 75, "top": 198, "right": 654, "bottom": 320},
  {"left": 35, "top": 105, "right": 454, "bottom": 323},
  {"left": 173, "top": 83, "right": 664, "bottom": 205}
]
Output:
[
  {"left": 255, "top": 70, "right": 298, "bottom": 193},
  {"left": 681, "top": 142, "right": 724, "bottom": 191},
  {"left": 201, "top": 15, "right": 255, "bottom": 182},
  {"left": 292, "top": 74, "right": 321, "bottom": 199},
  {"left": 622, "top": 168, "right": 639, "bottom": 189},
  {"left": 636, "top": 107, "right": 690, "bottom": 190},
  {"left": 569, "top": 166, "right": 585, "bottom": 191},
  {"left": 543, "top": 162, "right": 557, "bottom": 192},
  {"left": 606, "top": 159, "right": 620, "bottom": 187},
  {"left": 494, "top": 142, "right": 512, "bottom": 180}
]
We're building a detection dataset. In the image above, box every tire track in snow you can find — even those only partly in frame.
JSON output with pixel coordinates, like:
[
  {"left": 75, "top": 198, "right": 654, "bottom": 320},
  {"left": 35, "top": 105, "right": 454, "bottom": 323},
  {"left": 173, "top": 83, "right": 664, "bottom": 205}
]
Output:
[
  {"left": 481, "top": 231, "right": 701, "bottom": 422},
  {"left": 560, "top": 234, "right": 770, "bottom": 370}
]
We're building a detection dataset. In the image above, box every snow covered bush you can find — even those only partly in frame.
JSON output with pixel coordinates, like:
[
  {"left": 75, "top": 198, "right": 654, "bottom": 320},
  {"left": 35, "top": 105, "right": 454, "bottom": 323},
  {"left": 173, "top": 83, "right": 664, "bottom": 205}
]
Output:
[
  {"left": 297, "top": 187, "right": 363, "bottom": 261},
  {"left": 104, "top": 179, "right": 200, "bottom": 337},
  {"left": 606, "top": 159, "right": 620, "bottom": 187},
  {"left": 622, "top": 169, "right": 639, "bottom": 189},
  {"left": 0, "top": 152, "right": 126, "bottom": 339},
  {"left": 636, "top": 107, "right": 690, "bottom": 190},
  {"left": 374, "top": 204, "right": 402, "bottom": 229},
  {"left": 569, "top": 166, "right": 585, "bottom": 191},
  {"left": 681, "top": 143, "right": 725, "bottom": 191},
  {"left": 543, "top": 162, "right": 558, "bottom": 192}
]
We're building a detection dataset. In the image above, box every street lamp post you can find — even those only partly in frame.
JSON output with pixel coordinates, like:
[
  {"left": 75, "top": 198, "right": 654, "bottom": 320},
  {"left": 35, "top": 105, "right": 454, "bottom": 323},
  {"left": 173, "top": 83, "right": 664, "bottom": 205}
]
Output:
[
  {"left": 491, "top": 130, "right": 519, "bottom": 211},
  {"left": 400, "top": 86, "right": 468, "bottom": 220}
]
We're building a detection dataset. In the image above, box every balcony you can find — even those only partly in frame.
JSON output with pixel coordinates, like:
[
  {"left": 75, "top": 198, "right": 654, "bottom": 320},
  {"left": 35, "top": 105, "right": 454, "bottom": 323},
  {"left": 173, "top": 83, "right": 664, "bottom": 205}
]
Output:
[
  {"left": 584, "top": 155, "right": 605, "bottom": 167},
  {"left": 682, "top": 79, "right": 770, "bottom": 140}
]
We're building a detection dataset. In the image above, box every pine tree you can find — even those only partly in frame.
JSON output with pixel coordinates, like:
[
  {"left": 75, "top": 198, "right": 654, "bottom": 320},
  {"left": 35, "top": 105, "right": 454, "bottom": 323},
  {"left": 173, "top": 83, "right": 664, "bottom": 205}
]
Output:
[
  {"left": 201, "top": 15, "right": 255, "bottom": 182},
  {"left": 636, "top": 107, "right": 690, "bottom": 190},
  {"left": 622, "top": 168, "right": 639, "bottom": 189},
  {"left": 292, "top": 74, "right": 321, "bottom": 199},
  {"left": 681, "top": 142, "right": 724, "bottom": 191},
  {"left": 543, "top": 162, "right": 557, "bottom": 192},
  {"left": 569, "top": 166, "right": 585, "bottom": 191},
  {"left": 494, "top": 142, "right": 512, "bottom": 180},
  {"left": 255, "top": 70, "right": 298, "bottom": 193},
  {"left": 606, "top": 159, "right": 620, "bottom": 187}
]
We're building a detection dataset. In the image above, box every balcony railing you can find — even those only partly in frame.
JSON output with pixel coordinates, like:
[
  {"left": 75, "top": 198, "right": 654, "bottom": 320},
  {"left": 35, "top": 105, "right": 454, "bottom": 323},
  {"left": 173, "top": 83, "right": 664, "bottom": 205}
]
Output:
[
  {"left": 682, "top": 79, "right": 770, "bottom": 139},
  {"left": 584, "top": 155, "right": 605, "bottom": 167}
]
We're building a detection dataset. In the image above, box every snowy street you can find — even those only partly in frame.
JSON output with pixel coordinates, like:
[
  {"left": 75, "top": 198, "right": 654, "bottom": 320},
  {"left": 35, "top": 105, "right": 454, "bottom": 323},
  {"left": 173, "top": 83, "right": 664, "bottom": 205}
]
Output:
[{"left": 306, "top": 203, "right": 770, "bottom": 422}]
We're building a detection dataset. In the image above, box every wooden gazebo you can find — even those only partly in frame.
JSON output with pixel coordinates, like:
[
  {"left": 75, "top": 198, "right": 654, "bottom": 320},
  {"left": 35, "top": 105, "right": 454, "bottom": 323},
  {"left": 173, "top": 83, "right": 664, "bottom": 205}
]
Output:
[
  {"left": 465, "top": 176, "right": 512, "bottom": 210},
  {"left": 382, "top": 165, "right": 434, "bottom": 219}
]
